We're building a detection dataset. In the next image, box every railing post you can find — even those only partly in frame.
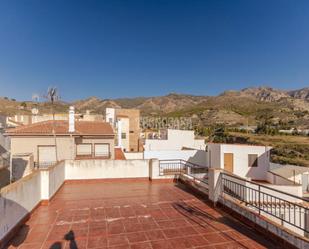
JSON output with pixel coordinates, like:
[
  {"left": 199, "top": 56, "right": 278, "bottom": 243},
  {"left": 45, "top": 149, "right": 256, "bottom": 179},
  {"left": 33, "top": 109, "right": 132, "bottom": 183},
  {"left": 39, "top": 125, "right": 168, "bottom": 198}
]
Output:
[
  {"left": 305, "top": 209, "right": 309, "bottom": 238},
  {"left": 149, "top": 159, "right": 160, "bottom": 179},
  {"left": 208, "top": 168, "right": 223, "bottom": 205},
  {"left": 186, "top": 164, "right": 191, "bottom": 175},
  {"left": 258, "top": 185, "right": 261, "bottom": 215}
]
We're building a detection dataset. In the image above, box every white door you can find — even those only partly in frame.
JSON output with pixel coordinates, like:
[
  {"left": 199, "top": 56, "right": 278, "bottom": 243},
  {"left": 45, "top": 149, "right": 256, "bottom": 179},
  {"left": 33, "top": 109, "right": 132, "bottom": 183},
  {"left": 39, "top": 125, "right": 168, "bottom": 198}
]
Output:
[
  {"left": 38, "top": 146, "right": 56, "bottom": 166},
  {"left": 94, "top": 144, "right": 110, "bottom": 157}
]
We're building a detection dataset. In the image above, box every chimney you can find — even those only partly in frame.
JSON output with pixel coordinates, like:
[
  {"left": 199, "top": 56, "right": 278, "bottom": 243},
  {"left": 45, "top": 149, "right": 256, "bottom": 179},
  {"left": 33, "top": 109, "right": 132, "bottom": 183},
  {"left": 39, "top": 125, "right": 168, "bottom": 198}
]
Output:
[{"left": 69, "top": 106, "right": 75, "bottom": 133}]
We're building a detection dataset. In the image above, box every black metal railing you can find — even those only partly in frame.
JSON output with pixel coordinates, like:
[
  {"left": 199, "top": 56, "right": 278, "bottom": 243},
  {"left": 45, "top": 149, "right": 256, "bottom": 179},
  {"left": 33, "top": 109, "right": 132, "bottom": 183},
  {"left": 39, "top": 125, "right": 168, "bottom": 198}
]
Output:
[
  {"left": 159, "top": 159, "right": 208, "bottom": 181},
  {"left": 221, "top": 172, "right": 309, "bottom": 233}
]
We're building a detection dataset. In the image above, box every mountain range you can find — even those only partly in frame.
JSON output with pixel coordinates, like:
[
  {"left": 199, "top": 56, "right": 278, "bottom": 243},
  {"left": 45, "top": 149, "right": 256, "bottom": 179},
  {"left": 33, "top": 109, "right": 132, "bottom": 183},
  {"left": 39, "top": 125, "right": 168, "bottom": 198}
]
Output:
[
  {"left": 73, "top": 87, "right": 309, "bottom": 128},
  {"left": 1, "top": 87, "right": 309, "bottom": 128}
]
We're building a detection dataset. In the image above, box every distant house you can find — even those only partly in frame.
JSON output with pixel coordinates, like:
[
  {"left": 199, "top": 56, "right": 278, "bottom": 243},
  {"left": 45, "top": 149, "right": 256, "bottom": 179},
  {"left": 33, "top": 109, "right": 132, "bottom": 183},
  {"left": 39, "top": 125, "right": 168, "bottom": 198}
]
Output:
[
  {"left": 269, "top": 163, "right": 309, "bottom": 192},
  {"left": 106, "top": 108, "right": 141, "bottom": 152},
  {"left": 6, "top": 110, "right": 115, "bottom": 167},
  {"left": 207, "top": 143, "right": 272, "bottom": 181},
  {"left": 116, "top": 115, "right": 130, "bottom": 152},
  {"left": 144, "top": 129, "right": 206, "bottom": 151}
]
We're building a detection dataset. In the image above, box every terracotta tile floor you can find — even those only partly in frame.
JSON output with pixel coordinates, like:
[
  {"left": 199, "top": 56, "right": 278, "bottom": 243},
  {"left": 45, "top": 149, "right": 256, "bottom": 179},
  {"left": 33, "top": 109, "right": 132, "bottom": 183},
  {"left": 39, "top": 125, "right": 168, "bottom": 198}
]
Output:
[{"left": 6, "top": 181, "right": 279, "bottom": 249}]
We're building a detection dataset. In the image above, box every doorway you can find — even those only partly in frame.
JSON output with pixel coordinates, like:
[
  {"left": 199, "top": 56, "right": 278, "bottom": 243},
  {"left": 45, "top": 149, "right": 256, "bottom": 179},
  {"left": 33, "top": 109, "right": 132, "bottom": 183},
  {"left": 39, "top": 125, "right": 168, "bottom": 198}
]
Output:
[{"left": 224, "top": 153, "right": 234, "bottom": 173}]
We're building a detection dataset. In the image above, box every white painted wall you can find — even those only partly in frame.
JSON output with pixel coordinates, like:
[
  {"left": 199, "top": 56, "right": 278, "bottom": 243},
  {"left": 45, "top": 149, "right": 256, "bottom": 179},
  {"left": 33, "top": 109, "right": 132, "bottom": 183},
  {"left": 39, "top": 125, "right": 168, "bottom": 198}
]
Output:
[
  {"left": 208, "top": 143, "right": 272, "bottom": 180},
  {"left": 144, "top": 129, "right": 206, "bottom": 151},
  {"left": 65, "top": 159, "right": 150, "bottom": 180},
  {"left": 208, "top": 143, "right": 221, "bottom": 168},
  {"left": 117, "top": 117, "right": 129, "bottom": 151},
  {"left": 48, "top": 161, "right": 65, "bottom": 198},
  {"left": 0, "top": 171, "right": 41, "bottom": 241},
  {"left": 269, "top": 163, "right": 309, "bottom": 186},
  {"left": 106, "top": 108, "right": 115, "bottom": 125},
  {"left": 266, "top": 171, "right": 296, "bottom": 185},
  {"left": 144, "top": 150, "right": 207, "bottom": 166},
  {"left": 124, "top": 152, "right": 144, "bottom": 159}
]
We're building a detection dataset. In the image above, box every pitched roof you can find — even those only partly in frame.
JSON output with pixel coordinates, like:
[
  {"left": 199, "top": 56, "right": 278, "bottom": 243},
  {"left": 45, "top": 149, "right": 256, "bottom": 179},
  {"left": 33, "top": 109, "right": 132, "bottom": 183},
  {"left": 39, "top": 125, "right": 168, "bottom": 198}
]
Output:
[{"left": 6, "top": 120, "right": 114, "bottom": 136}]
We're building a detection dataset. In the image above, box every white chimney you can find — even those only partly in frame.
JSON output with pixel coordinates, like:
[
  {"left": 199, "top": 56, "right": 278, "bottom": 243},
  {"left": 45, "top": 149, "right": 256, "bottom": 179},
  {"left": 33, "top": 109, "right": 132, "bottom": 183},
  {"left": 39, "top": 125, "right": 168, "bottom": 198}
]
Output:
[{"left": 69, "top": 106, "right": 75, "bottom": 133}]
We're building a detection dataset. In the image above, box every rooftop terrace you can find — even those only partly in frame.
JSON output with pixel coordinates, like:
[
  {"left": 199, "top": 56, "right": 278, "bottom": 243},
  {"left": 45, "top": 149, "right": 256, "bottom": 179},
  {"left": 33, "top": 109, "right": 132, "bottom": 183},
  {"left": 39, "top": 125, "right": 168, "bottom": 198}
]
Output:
[{"left": 6, "top": 180, "right": 277, "bottom": 249}]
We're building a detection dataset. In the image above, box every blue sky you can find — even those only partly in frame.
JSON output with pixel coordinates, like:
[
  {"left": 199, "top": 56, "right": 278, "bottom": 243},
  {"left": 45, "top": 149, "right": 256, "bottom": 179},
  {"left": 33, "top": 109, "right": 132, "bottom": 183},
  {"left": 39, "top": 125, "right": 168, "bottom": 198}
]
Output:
[{"left": 0, "top": 0, "right": 308, "bottom": 101}]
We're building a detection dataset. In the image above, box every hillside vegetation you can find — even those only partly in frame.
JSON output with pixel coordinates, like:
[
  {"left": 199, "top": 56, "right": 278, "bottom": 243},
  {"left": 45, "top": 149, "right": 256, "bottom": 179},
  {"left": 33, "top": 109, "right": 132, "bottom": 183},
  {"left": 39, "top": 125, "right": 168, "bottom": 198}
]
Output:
[
  {"left": 228, "top": 132, "right": 309, "bottom": 167},
  {"left": 73, "top": 87, "right": 309, "bottom": 129}
]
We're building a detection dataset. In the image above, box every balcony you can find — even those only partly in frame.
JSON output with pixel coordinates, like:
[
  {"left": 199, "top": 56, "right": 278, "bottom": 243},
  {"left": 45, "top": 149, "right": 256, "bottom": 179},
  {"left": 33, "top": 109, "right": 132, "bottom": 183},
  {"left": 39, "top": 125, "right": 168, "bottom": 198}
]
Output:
[
  {"left": 4, "top": 178, "right": 276, "bottom": 249},
  {"left": 1, "top": 159, "right": 308, "bottom": 249}
]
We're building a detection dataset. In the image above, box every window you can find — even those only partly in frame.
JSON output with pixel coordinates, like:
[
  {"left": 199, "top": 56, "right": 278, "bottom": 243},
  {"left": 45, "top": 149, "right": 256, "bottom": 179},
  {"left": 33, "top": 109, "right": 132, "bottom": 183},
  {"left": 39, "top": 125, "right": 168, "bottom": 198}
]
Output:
[
  {"left": 94, "top": 144, "right": 110, "bottom": 157},
  {"left": 121, "top": 132, "right": 126, "bottom": 139},
  {"left": 76, "top": 144, "right": 92, "bottom": 156},
  {"left": 248, "top": 154, "right": 258, "bottom": 167},
  {"left": 38, "top": 145, "right": 56, "bottom": 166}
]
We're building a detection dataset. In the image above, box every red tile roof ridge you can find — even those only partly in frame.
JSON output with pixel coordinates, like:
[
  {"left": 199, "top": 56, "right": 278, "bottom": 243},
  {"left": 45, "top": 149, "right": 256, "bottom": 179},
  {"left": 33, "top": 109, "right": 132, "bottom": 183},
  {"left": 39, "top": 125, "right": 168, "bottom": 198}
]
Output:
[{"left": 6, "top": 120, "right": 114, "bottom": 136}]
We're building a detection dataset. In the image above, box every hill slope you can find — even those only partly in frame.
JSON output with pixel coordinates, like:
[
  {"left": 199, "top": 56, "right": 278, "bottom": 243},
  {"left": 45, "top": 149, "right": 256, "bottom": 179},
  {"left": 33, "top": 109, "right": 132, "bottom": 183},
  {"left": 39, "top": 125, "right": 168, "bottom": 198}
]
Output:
[
  {"left": 73, "top": 87, "right": 309, "bottom": 128},
  {"left": 1, "top": 87, "right": 309, "bottom": 128}
]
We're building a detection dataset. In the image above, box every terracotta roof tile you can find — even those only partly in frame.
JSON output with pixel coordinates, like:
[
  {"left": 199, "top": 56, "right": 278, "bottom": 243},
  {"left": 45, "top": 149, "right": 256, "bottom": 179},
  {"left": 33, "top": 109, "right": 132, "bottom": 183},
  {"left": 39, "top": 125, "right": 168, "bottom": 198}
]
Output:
[{"left": 6, "top": 120, "right": 114, "bottom": 136}]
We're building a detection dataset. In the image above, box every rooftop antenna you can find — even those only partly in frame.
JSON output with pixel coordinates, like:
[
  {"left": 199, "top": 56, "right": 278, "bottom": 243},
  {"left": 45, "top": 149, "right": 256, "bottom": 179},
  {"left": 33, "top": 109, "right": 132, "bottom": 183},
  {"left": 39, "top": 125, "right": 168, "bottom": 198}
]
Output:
[
  {"left": 31, "top": 93, "right": 40, "bottom": 118},
  {"left": 45, "top": 86, "right": 60, "bottom": 163},
  {"left": 45, "top": 87, "right": 60, "bottom": 118}
]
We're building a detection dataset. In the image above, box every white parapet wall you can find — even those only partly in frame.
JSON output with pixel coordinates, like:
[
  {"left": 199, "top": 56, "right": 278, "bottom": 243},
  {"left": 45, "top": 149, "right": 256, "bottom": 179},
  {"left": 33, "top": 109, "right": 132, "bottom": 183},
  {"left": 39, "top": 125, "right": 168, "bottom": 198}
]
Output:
[
  {"left": 65, "top": 159, "right": 150, "bottom": 180},
  {"left": 0, "top": 161, "right": 66, "bottom": 242},
  {"left": 144, "top": 150, "right": 207, "bottom": 166},
  {"left": 41, "top": 161, "right": 66, "bottom": 200},
  {"left": 124, "top": 152, "right": 144, "bottom": 160},
  {"left": 0, "top": 171, "right": 41, "bottom": 241},
  {"left": 0, "top": 159, "right": 153, "bottom": 244}
]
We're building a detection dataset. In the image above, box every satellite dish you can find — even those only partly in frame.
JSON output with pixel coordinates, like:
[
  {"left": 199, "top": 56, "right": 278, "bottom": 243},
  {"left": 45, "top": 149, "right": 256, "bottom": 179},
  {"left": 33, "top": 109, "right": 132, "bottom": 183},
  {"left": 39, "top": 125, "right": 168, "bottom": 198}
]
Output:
[{"left": 32, "top": 108, "right": 39, "bottom": 115}]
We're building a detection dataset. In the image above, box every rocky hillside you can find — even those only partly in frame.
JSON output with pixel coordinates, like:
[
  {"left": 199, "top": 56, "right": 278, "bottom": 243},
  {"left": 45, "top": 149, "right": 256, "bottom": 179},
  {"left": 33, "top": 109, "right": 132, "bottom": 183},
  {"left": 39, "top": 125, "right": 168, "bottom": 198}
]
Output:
[
  {"left": 73, "top": 87, "right": 309, "bottom": 128},
  {"left": 1, "top": 87, "right": 309, "bottom": 128}
]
